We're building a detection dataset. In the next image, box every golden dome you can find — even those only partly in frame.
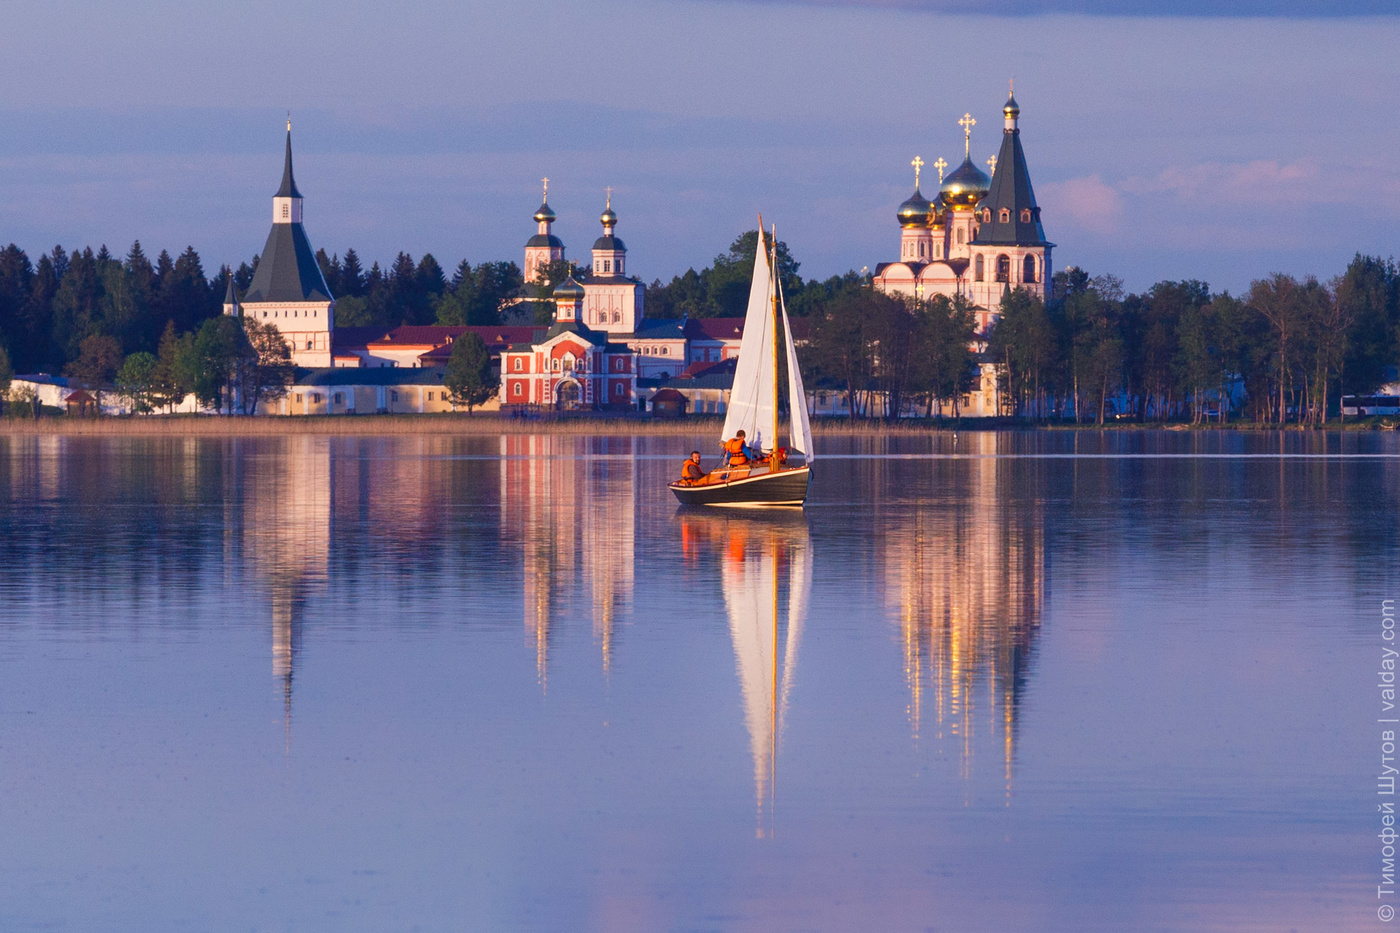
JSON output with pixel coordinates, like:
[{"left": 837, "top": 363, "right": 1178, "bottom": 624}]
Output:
[
  {"left": 928, "top": 192, "right": 947, "bottom": 227},
  {"left": 553, "top": 275, "right": 585, "bottom": 300},
  {"left": 533, "top": 201, "right": 557, "bottom": 224},
  {"left": 897, "top": 188, "right": 933, "bottom": 228},
  {"left": 940, "top": 157, "right": 990, "bottom": 211}
]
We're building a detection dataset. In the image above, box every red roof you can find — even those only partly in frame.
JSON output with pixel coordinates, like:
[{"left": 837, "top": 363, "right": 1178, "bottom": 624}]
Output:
[
  {"left": 462, "top": 326, "right": 543, "bottom": 348},
  {"left": 370, "top": 325, "right": 468, "bottom": 347},
  {"left": 331, "top": 326, "right": 391, "bottom": 352},
  {"left": 651, "top": 388, "right": 688, "bottom": 403},
  {"left": 680, "top": 357, "right": 737, "bottom": 379},
  {"left": 684, "top": 317, "right": 746, "bottom": 340}
]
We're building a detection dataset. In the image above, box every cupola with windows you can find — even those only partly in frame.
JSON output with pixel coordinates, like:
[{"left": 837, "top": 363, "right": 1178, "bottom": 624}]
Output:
[{"left": 591, "top": 190, "right": 627, "bottom": 277}]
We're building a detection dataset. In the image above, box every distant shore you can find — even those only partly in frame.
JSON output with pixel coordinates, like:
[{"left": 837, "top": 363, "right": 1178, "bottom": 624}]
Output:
[{"left": 1, "top": 414, "right": 1395, "bottom": 437}]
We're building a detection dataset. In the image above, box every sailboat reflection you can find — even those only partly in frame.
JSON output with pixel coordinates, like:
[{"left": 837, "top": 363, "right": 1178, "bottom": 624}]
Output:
[{"left": 681, "top": 511, "right": 812, "bottom": 838}]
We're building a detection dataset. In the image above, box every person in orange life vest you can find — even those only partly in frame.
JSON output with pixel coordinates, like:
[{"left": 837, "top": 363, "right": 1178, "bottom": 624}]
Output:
[
  {"left": 680, "top": 451, "right": 705, "bottom": 484},
  {"left": 723, "top": 430, "right": 751, "bottom": 467}
]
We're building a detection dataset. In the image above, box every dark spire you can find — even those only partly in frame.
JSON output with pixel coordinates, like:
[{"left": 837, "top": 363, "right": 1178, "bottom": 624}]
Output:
[
  {"left": 275, "top": 122, "right": 302, "bottom": 199},
  {"left": 224, "top": 275, "right": 237, "bottom": 305},
  {"left": 972, "top": 111, "right": 1047, "bottom": 247}
]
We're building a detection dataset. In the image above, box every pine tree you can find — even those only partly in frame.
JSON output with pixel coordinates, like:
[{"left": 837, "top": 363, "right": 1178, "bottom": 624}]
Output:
[
  {"left": 234, "top": 259, "right": 257, "bottom": 292},
  {"left": 340, "top": 249, "right": 365, "bottom": 296},
  {"left": 444, "top": 332, "right": 498, "bottom": 412},
  {"left": 316, "top": 248, "right": 341, "bottom": 298}
]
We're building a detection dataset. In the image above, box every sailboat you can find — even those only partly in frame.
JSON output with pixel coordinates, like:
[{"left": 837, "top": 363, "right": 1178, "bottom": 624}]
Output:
[{"left": 669, "top": 222, "right": 814, "bottom": 507}]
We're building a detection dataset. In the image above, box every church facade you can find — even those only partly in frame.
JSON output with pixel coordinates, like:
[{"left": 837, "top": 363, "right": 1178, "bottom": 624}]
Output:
[
  {"left": 498, "top": 277, "right": 636, "bottom": 410},
  {"left": 874, "top": 93, "right": 1053, "bottom": 335},
  {"left": 518, "top": 188, "right": 738, "bottom": 382}
]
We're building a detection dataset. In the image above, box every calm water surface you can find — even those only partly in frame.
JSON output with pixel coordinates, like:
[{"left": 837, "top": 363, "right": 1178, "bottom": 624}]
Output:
[{"left": 0, "top": 431, "right": 1394, "bottom": 932}]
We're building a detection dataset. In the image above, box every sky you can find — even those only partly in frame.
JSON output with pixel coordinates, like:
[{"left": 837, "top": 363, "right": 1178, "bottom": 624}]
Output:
[{"left": 0, "top": 0, "right": 1396, "bottom": 295}]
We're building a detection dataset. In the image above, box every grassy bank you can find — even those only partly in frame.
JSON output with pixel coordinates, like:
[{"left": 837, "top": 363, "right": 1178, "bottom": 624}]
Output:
[{"left": 1, "top": 414, "right": 1396, "bottom": 437}]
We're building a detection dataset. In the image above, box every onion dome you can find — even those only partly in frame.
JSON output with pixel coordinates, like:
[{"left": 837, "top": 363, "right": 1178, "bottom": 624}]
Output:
[
  {"left": 940, "top": 157, "right": 991, "bottom": 211},
  {"left": 600, "top": 205, "right": 618, "bottom": 227},
  {"left": 928, "top": 192, "right": 948, "bottom": 227},
  {"left": 533, "top": 201, "right": 557, "bottom": 224},
  {"left": 1003, "top": 94, "right": 1020, "bottom": 119},
  {"left": 897, "top": 188, "right": 933, "bottom": 228},
  {"left": 553, "top": 275, "right": 585, "bottom": 300}
]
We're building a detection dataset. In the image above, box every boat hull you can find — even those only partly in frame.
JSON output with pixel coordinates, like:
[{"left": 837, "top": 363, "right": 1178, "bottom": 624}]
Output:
[{"left": 669, "top": 465, "right": 812, "bottom": 507}]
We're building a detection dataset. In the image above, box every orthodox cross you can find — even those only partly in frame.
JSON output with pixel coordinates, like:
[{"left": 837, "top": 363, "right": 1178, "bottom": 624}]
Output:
[
  {"left": 934, "top": 157, "right": 948, "bottom": 184},
  {"left": 911, "top": 156, "right": 924, "bottom": 188},
  {"left": 987, "top": 155, "right": 997, "bottom": 176},
  {"left": 286, "top": 111, "right": 292, "bottom": 132},
  {"left": 959, "top": 113, "right": 976, "bottom": 157},
  {"left": 605, "top": 185, "right": 613, "bottom": 208},
  {"left": 542, "top": 177, "right": 549, "bottom": 201}
]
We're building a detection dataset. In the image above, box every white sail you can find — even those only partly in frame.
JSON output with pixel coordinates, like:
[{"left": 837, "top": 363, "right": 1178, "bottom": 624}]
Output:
[
  {"left": 779, "top": 286, "right": 813, "bottom": 459},
  {"left": 720, "top": 226, "right": 778, "bottom": 452}
]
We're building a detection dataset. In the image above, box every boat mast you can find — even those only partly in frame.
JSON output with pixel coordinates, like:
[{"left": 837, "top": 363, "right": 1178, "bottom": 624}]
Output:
[{"left": 770, "top": 226, "right": 780, "bottom": 455}]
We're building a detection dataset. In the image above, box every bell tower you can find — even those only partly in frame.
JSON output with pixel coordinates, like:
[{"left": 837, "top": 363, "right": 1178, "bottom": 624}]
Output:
[{"left": 524, "top": 178, "right": 566, "bottom": 284}]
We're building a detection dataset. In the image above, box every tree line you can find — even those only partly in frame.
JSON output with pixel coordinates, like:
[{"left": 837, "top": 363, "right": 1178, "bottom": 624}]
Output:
[
  {"left": 0, "top": 241, "right": 528, "bottom": 378},
  {"left": 981, "top": 258, "right": 1398, "bottom": 424},
  {"left": 1, "top": 231, "right": 1395, "bottom": 423}
]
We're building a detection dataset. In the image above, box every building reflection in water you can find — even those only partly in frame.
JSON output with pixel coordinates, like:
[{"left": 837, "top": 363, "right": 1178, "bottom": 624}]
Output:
[
  {"left": 499, "top": 436, "right": 636, "bottom": 687},
  {"left": 682, "top": 511, "right": 811, "bottom": 838},
  {"left": 241, "top": 436, "right": 331, "bottom": 749},
  {"left": 882, "top": 432, "right": 1044, "bottom": 796}
]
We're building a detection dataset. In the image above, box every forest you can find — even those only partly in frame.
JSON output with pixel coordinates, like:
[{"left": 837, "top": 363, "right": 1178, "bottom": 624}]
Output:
[{"left": 0, "top": 232, "right": 1395, "bottom": 423}]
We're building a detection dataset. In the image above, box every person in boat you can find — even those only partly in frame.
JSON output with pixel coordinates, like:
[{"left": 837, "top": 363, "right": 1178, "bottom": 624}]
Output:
[
  {"left": 680, "top": 451, "right": 705, "bottom": 484},
  {"left": 723, "top": 430, "right": 752, "bottom": 468}
]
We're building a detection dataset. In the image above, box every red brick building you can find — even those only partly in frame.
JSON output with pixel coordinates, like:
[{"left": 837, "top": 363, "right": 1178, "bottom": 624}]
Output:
[{"left": 499, "top": 276, "right": 636, "bottom": 410}]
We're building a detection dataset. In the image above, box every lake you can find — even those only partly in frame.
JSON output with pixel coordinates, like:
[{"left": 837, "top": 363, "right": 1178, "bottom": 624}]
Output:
[{"left": 0, "top": 430, "right": 1393, "bottom": 931}]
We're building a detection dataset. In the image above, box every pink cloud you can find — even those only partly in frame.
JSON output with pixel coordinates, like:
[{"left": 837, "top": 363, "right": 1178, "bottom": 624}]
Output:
[
  {"left": 1038, "top": 174, "right": 1125, "bottom": 235},
  {"left": 1121, "top": 159, "right": 1321, "bottom": 205}
]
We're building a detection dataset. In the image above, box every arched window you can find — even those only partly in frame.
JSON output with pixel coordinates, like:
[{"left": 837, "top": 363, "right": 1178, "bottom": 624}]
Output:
[
  {"left": 918, "top": 242, "right": 924, "bottom": 257},
  {"left": 999, "top": 209, "right": 1010, "bottom": 223},
  {"left": 1020, "top": 209, "right": 1032, "bottom": 223},
  {"left": 613, "top": 311, "right": 621, "bottom": 323},
  {"left": 974, "top": 254, "right": 984, "bottom": 281},
  {"left": 514, "top": 382, "right": 522, "bottom": 396},
  {"left": 935, "top": 243, "right": 942, "bottom": 259},
  {"left": 956, "top": 228, "right": 965, "bottom": 245},
  {"left": 552, "top": 358, "right": 560, "bottom": 371},
  {"left": 1023, "top": 254, "right": 1037, "bottom": 284},
  {"left": 513, "top": 358, "right": 522, "bottom": 371},
  {"left": 995, "top": 254, "right": 1011, "bottom": 283},
  {"left": 982, "top": 209, "right": 992, "bottom": 223}
]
